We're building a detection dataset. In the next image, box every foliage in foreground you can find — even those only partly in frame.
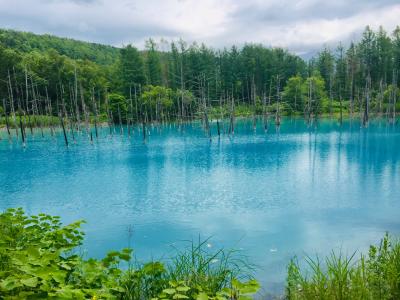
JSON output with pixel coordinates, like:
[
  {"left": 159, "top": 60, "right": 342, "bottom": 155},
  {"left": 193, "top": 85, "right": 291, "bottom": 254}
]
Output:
[
  {"left": 0, "top": 208, "right": 258, "bottom": 299},
  {"left": 2, "top": 208, "right": 399, "bottom": 300},
  {"left": 286, "top": 233, "right": 400, "bottom": 300}
]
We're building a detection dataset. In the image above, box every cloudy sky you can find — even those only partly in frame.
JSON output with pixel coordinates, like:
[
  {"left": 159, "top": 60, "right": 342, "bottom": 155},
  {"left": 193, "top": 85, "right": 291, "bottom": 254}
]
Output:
[{"left": 0, "top": 0, "right": 399, "bottom": 55}]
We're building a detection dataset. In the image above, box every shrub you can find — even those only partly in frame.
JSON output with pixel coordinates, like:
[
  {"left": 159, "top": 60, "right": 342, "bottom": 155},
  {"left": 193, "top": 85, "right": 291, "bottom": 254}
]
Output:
[{"left": 0, "top": 208, "right": 259, "bottom": 299}]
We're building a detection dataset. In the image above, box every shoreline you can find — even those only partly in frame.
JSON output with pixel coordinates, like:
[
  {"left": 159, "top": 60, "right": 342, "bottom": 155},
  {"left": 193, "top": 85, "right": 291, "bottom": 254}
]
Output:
[{"left": 1, "top": 113, "right": 398, "bottom": 131}]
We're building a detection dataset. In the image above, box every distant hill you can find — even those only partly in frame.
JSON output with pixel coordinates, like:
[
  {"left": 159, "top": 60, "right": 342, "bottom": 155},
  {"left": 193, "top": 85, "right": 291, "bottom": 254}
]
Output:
[{"left": 0, "top": 28, "right": 120, "bottom": 65}]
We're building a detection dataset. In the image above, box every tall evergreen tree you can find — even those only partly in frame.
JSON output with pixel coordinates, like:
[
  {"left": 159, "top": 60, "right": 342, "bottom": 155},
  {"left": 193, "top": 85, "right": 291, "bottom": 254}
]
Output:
[
  {"left": 317, "top": 47, "right": 335, "bottom": 93},
  {"left": 119, "top": 44, "right": 146, "bottom": 96},
  {"left": 376, "top": 26, "right": 393, "bottom": 84},
  {"left": 145, "top": 39, "right": 162, "bottom": 86},
  {"left": 392, "top": 26, "right": 400, "bottom": 73}
]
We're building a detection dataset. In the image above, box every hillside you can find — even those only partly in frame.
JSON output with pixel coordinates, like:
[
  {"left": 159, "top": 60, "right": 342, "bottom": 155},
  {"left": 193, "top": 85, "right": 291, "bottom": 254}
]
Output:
[{"left": 0, "top": 28, "right": 120, "bottom": 65}]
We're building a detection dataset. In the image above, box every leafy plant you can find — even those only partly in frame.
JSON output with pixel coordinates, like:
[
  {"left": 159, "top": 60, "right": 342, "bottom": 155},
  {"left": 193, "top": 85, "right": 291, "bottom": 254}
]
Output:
[
  {"left": 0, "top": 208, "right": 132, "bottom": 299},
  {"left": 152, "top": 279, "right": 260, "bottom": 300},
  {"left": 0, "top": 208, "right": 257, "bottom": 300}
]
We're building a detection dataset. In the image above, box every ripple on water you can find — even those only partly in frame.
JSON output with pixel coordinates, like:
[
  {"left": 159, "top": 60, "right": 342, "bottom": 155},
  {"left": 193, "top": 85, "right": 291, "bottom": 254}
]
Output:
[{"left": 1, "top": 118, "right": 400, "bottom": 293}]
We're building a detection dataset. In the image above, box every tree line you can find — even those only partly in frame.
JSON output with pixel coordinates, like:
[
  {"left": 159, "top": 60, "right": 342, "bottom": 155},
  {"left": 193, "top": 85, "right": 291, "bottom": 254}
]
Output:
[{"left": 0, "top": 25, "right": 399, "bottom": 135}]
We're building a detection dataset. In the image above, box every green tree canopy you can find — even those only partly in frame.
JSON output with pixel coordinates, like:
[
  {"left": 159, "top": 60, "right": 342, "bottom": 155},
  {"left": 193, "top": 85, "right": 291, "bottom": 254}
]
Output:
[
  {"left": 283, "top": 75, "right": 304, "bottom": 113},
  {"left": 119, "top": 45, "right": 146, "bottom": 96}
]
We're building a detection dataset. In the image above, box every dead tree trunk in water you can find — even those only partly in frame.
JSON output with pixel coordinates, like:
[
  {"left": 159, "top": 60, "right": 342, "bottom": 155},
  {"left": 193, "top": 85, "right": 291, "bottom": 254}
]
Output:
[
  {"left": 7, "top": 70, "right": 18, "bottom": 138},
  {"left": 74, "top": 66, "right": 81, "bottom": 133},
  {"left": 142, "top": 112, "right": 146, "bottom": 142},
  {"left": 61, "top": 84, "right": 75, "bottom": 143},
  {"left": 2, "top": 98, "right": 11, "bottom": 140},
  {"left": 378, "top": 79, "right": 384, "bottom": 117},
  {"left": 19, "top": 113, "right": 25, "bottom": 147},
  {"left": 104, "top": 89, "right": 113, "bottom": 136},
  {"left": 339, "top": 94, "right": 343, "bottom": 125},
  {"left": 59, "top": 113, "right": 68, "bottom": 147},
  {"left": 306, "top": 78, "right": 313, "bottom": 125},
  {"left": 24, "top": 68, "right": 33, "bottom": 136},
  {"left": 67, "top": 86, "right": 76, "bottom": 142},
  {"left": 338, "top": 78, "right": 343, "bottom": 125},
  {"left": 363, "top": 75, "right": 371, "bottom": 127},
  {"left": 350, "top": 71, "right": 354, "bottom": 119},
  {"left": 134, "top": 84, "right": 139, "bottom": 124},
  {"left": 275, "top": 75, "right": 281, "bottom": 127},
  {"left": 180, "top": 50, "right": 185, "bottom": 124},
  {"left": 80, "top": 84, "right": 89, "bottom": 136},
  {"left": 59, "top": 88, "right": 69, "bottom": 147},
  {"left": 252, "top": 76, "right": 257, "bottom": 131},
  {"left": 262, "top": 91, "right": 267, "bottom": 132},
  {"left": 128, "top": 85, "right": 134, "bottom": 137},
  {"left": 118, "top": 104, "right": 123, "bottom": 135},
  {"left": 265, "top": 79, "right": 273, "bottom": 132},
  {"left": 12, "top": 68, "right": 26, "bottom": 139},
  {"left": 218, "top": 94, "right": 224, "bottom": 133},
  {"left": 294, "top": 83, "right": 298, "bottom": 116},
  {"left": 391, "top": 70, "right": 397, "bottom": 124},
  {"left": 329, "top": 73, "right": 333, "bottom": 118},
  {"left": 91, "top": 88, "right": 99, "bottom": 139},
  {"left": 229, "top": 93, "right": 235, "bottom": 134},
  {"left": 31, "top": 78, "right": 44, "bottom": 137},
  {"left": 45, "top": 87, "right": 55, "bottom": 136},
  {"left": 203, "top": 77, "right": 211, "bottom": 139}
]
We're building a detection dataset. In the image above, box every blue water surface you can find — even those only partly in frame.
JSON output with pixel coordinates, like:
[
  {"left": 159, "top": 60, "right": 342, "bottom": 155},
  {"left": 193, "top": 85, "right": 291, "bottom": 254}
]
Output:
[{"left": 1, "top": 118, "right": 400, "bottom": 294}]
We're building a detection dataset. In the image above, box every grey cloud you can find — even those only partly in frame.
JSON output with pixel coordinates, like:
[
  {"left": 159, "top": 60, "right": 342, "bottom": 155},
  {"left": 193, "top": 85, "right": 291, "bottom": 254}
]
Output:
[
  {"left": 0, "top": 0, "right": 399, "bottom": 53},
  {"left": 0, "top": 0, "right": 180, "bottom": 46},
  {"left": 41, "top": 0, "right": 101, "bottom": 4},
  {"left": 229, "top": 0, "right": 400, "bottom": 26}
]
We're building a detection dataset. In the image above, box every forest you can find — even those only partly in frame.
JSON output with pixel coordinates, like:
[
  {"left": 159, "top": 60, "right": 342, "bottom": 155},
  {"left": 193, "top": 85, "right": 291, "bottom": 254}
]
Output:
[{"left": 0, "top": 25, "right": 399, "bottom": 138}]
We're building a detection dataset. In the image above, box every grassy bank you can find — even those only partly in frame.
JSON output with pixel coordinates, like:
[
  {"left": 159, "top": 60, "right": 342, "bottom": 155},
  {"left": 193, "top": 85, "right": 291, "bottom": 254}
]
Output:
[
  {"left": 286, "top": 233, "right": 400, "bottom": 300},
  {"left": 0, "top": 208, "right": 258, "bottom": 299},
  {"left": 1, "top": 100, "right": 399, "bottom": 130},
  {"left": 0, "top": 209, "right": 399, "bottom": 299},
  {"left": 1, "top": 111, "right": 398, "bottom": 132},
  {"left": 0, "top": 115, "right": 109, "bottom": 129}
]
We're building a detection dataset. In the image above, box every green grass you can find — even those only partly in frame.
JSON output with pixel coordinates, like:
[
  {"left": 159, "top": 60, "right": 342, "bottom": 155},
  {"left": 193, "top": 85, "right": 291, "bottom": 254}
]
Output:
[
  {"left": 286, "top": 233, "right": 400, "bottom": 300},
  {"left": 0, "top": 114, "right": 111, "bottom": 128},
  {"left": 1, "top": 100, "right": 398, "bottom": 130},
  {"left": 166, "top": 238, "right": 253, "bottom": 295}
]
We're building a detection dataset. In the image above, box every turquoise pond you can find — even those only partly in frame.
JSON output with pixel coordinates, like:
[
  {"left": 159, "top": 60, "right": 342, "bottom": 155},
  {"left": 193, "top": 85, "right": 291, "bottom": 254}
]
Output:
[{"left": 1, "top": 118, "right": 400, "bottom": 293}]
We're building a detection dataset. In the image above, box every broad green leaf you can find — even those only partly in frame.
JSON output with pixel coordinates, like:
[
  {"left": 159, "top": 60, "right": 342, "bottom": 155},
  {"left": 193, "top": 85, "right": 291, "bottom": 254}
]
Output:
[
  {"left": 176, "top": 286, "right": 190, "bottom": 292},
  {"left": 0, "top": 277, "right": 23, "bottom": 291},
  {"left": 196, "top": 292, "right": 209, "bottom": 300},
  {"left": 21, "top": 277, "right": 39, "bottom": 287},
  {"left": 173, "top": 294, "right": 189, "bottom": 299},
  {"left": 163, "top": 288, "right": 176, "bottom": 295}
]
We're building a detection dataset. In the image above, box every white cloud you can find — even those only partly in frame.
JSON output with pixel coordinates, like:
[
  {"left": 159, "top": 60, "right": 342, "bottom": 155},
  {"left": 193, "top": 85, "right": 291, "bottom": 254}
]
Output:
[{"left": 0, "top": 0, "right": 399, "bottom": 53}]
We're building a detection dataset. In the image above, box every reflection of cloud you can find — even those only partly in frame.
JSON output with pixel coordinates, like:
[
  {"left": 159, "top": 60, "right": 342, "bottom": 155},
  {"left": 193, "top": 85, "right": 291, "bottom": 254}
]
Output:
[
  {"left": 1, "top": 119, "right": 400, "bottom": 293},
  {"left": 0, "top": 0, "right": 399, "bottom": 53}
]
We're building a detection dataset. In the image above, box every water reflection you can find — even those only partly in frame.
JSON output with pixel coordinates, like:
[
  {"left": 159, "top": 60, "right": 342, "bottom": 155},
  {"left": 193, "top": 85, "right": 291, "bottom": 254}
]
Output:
[{"left": 1, "top": 118, "right": 400, "bottom": 293}]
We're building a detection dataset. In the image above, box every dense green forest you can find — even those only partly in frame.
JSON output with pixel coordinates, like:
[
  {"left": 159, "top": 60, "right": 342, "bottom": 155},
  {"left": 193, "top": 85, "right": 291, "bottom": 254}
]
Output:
[
  {"left": 0, "top": 26, "right": 399, "bottom": 132},
  {"left": 0, "top": 29, "right": 119, "bottom": 65}
]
